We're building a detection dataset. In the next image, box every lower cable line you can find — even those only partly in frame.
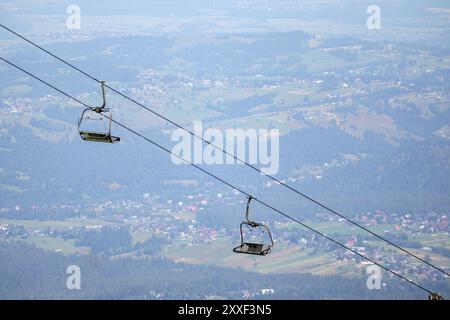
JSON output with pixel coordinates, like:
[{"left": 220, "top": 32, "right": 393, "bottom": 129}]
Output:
[{"left": 0, "top": 55, "right": 443, "bottom": 298}]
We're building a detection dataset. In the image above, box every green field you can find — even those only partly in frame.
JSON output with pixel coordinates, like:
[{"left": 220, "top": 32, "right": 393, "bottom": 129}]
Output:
[
  {"left": 163, "top": 237, "right": 354, "bottom": 276},
  {"left": 279, "top": 220, "right": 397, "bottom": 236},
  {"left": 22, "top": 235, "right": 89, "bottom": 255}
]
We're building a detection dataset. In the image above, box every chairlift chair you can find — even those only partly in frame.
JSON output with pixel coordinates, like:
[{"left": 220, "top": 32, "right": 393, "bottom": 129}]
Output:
[
  {"left": 233, "top": 196, "right": 274, "bottom": 256},
  {"left": 429, "top": 293, "right": 444, "bottom": 300},
  {"left": 78, "top": 81, "right": 120, "bottom": 143}
]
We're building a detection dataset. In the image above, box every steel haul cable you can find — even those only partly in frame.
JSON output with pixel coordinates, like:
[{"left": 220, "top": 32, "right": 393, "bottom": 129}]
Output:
[{"left": 0, "top": 55, "right": 441, "bottom": 298}]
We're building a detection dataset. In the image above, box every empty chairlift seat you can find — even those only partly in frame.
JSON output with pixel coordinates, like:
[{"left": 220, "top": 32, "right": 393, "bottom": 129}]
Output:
[
  {"left": 233, "top": 196, "right": 274, "bottom": 256},
  {"left": 78, "top": 81, "right": 120, "bottom": 144}
]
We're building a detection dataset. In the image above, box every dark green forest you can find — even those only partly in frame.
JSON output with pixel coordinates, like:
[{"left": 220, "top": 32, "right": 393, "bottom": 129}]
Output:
[{"left": 1, "top": 241, "right": 445, "bottom": 300}]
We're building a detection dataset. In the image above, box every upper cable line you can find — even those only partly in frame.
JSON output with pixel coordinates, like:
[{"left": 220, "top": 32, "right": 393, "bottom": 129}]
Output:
[{"left": 0, "top": 55, "right": 443, "bottom": 299}]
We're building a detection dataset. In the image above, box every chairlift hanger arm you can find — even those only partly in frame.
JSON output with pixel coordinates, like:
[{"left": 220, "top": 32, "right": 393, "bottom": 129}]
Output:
[
  {"left": 93, "top": 81, "right": 107, "bottom": 113},
  {"left": 245, "top": 196, "right": 258, "bottom": 226}
]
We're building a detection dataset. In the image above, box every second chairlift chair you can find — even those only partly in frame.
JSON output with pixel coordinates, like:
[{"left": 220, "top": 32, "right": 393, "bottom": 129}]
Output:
[
  {"left": 78, "top": 81, "right": 120, "bottom": 144},
  {"left": 233, "top": 196, "right": 274, "bottom": 256}
]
